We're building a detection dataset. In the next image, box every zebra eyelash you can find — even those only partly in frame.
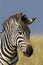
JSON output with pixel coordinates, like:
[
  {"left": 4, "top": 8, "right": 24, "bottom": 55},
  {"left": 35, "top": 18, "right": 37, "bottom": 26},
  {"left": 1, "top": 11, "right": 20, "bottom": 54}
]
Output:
[{"left": 18, "top": 31, "right": 22, "bottom": 35}]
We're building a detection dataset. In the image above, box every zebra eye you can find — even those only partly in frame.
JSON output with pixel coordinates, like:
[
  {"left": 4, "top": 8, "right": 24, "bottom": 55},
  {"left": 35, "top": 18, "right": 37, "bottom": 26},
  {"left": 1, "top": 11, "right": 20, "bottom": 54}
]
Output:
[{"left": 18, "top": 31, "right": 22, "bottom": 35}]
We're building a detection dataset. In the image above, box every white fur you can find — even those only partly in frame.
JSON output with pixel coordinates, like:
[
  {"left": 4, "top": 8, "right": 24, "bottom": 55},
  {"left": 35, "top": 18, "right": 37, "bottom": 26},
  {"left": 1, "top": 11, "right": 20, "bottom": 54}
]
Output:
[
  {"left": 15, "top": 20, "right": 18, "bottom": 25},
  {"left": 29, "top": 18, "right": 33, "bottom": 22}
]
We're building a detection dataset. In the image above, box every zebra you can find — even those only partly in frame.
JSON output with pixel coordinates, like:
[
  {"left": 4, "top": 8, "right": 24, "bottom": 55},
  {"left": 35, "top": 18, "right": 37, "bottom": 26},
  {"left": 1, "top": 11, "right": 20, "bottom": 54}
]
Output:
[{"left": 0, "top": 12, "right": 36, "bottom": 65}]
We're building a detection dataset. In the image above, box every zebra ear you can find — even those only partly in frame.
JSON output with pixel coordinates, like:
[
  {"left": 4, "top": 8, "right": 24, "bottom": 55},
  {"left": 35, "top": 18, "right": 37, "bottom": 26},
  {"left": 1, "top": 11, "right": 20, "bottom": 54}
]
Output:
[
  {"left": 15, "top": 12, "right": 22, "bottom": 21},
  {"left": 28, "top": 17, "right": 37, "bottom": 24},
  {"left": 21, "top": 15, "right": 37, "bottom": 25}
]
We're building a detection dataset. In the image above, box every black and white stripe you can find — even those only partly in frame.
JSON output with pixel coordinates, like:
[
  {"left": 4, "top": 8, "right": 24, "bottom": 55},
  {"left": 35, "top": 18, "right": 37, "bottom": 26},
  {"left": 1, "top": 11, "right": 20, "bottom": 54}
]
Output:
[
  {"left": 0, "top": 32, "right": 18, "bottom": 65},
  {"left": 16, "top": 33, "right": 27, "bottom": 52}
]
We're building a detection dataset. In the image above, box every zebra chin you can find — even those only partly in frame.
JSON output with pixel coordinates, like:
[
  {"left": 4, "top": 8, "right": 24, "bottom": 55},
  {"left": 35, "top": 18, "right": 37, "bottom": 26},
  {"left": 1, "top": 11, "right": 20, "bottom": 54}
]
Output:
[{"left": 23, "top": 45, "right": 33, "bottom": 57}]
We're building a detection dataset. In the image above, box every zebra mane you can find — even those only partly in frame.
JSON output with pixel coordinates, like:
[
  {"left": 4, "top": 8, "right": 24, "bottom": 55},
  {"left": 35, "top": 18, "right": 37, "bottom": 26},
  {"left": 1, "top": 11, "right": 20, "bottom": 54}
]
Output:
[
  {"left": 2, "top": 12, "right": 29, "bottom": 32},
  {"left": 2, "top": 15, "right": 15, "bottom": 31}
]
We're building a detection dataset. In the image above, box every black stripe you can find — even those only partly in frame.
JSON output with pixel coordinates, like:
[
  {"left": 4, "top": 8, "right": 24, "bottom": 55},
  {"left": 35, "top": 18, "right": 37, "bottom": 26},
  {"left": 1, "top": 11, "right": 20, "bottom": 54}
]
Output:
[
  {"left": 13, "top": 51, "right": 17, "bottom": 59},
  {"left": 17, "top": 36, "right": 24, "bottom": 40},
  {"left": 18, "top": 40, "right": 23, "bottom": 44},
  {"left": 11, "top": 58, "right": 18, "bottom": 65},
  {"left": 9, "top": 52, "right": 18, "bottom": 65},
  {"left": 5, "top": 36, "right": 14, "bottom": 51},
  {"left": 1, "top": 46, "right": 18, "bottom": 65},
  {"left": 16, "top": 36, "right": 25, "bottom": 48},
  {"left": 11, "top": 52, "right": 18, "bottom": 64},
  {"left": 7, "top": 34, "right": 17, "bottom": 50},
  {"left": 4, "top": 43, "right": 14, "bottom": 56},
  {"left": 11, "top": 43, "right": 17, "bottom": 48},
  {"left": 1, "top": 41, "right": 13, "bottom": 59},
  {"left": 16, "top": 36, "right": 24, "bottom": 46},
  {"left": 1, "top": 57, "right": 9, "bottom": 65},
  {"left": 0, "top": 53, "right": 1, "bottom": 56},
  {"left": 17, "top": 40, "right": 23, "bottom": 47},
  {"left": 0, "top": 61, "right": 3, "bottom": 65}
]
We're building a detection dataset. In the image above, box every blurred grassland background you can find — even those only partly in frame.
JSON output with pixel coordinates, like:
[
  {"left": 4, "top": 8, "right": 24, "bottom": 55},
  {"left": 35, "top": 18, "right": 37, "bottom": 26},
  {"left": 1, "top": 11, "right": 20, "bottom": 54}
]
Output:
[{"left": 17, "top": 35, "right": 43, "bottom": 65}]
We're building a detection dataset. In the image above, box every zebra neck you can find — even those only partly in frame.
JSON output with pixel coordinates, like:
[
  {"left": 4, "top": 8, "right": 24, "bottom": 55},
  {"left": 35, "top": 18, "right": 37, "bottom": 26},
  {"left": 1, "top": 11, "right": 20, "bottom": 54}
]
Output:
[
  {"left": 1, "top": 32, "right": 18, "bottom": 65},
  {"left": 1, "top": 31, "right": 17, "bottom": 53}
]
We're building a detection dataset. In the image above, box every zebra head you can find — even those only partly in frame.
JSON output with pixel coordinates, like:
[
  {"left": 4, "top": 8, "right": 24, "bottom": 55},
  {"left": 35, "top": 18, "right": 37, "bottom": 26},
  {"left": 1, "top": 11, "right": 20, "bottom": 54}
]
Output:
[
  {"left": 2, "top": 12, "right": 36, "bottom": 57},
  {"left": 14, "top": 12, "right": 36, "bottom": 57}
]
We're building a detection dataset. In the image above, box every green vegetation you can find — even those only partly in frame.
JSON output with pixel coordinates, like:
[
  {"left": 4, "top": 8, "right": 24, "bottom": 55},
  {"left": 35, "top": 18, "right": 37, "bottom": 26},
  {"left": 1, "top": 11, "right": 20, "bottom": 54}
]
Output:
[{"left": 17, "top": 35, "right": 43, "bottom": 65}]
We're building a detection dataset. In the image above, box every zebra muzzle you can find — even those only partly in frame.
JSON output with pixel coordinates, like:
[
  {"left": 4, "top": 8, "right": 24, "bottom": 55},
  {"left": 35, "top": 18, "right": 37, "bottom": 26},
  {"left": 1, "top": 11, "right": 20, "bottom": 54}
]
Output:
[{"left": 23, "top": 45, "right": 33, "bottom": 57}]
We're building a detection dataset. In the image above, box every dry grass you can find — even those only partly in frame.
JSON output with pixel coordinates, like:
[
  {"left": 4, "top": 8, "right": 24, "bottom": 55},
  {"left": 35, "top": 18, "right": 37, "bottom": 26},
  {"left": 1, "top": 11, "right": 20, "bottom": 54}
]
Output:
[{"left": 16, "top": 35, "right": 43, "bottom": 65}]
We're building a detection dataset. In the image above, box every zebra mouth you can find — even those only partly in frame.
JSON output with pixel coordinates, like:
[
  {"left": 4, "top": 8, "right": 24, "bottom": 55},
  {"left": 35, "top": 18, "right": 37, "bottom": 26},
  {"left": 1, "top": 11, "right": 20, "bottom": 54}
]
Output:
[{"left": 23, "top": 46, "right": 33, "bottom": 57}]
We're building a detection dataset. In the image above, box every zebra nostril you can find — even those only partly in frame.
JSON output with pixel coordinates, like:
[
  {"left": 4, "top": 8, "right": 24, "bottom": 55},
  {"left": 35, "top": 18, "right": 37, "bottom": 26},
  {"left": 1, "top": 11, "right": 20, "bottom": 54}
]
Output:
[{"left": 23, "top": 46, "right": 33, "bottom": 57}]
